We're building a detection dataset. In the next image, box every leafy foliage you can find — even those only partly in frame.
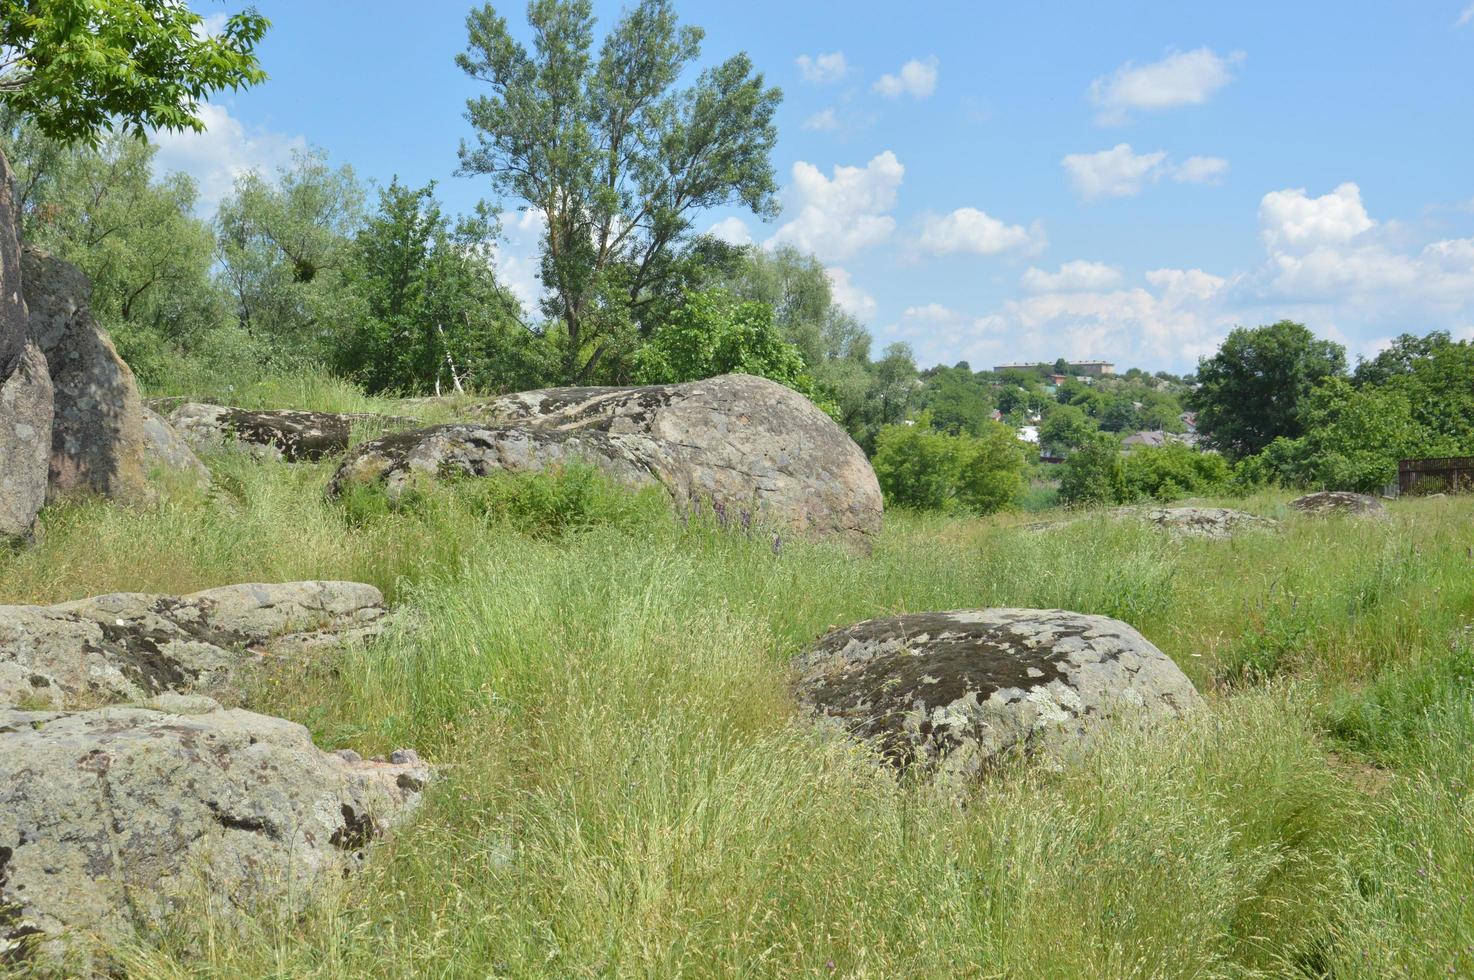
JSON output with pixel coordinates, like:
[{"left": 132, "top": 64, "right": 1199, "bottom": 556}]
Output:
[
  {"left": 0, "top": 0, "right": 267, "bottom": 142},
  {"left": 456, "top": 0, "right": 781, "bottom": 380},
  {"left": 1189, "top": 320, "right": 1347, "bottom": 459},
  {"left": 872, "top": 415, "right": 1024, "bottom": 513},
  {"left": 1057, "top": 433, "right": 1126, "bottom": 506}
]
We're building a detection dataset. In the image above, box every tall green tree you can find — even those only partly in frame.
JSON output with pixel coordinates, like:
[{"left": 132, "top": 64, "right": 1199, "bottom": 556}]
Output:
[
  {"left": 456, "top": 0, "right": 782, "bottom": 380},
  {"left": 333, "top": 178, "right": 545, "bottom": 394},
  {"left": 1189, "top": 320, "right": 1346, "bottom": 459},
  {"left": 215, "top": 150, "right": 363, "bottom": 357}
]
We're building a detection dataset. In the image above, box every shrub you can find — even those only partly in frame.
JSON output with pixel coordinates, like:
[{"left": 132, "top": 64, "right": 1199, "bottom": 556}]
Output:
[
  {"left": 1121, "top": 442, "right": 1232, "bottom": 502},
  {"left": 872, "top": 416, "right": 1024, "bottom": 514},
  {"left": 1057, "top": 433, "right": 1125, "bottom": 506}
]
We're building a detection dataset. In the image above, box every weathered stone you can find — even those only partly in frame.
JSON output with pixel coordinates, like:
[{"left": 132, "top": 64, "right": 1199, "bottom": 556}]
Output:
[
  {"left": 1287, "top": 491, "right": 1386, "bottom": 517},
  {"left": 169, "top": 403, "right": 416, "bottom": 462},
  {"left": 22, "top": 247, "right": 152, "bottom": 504},
  {"left": 140, "top": 406, "right": 211, "bottom": 488},
  {"left": 793, "top": 608, "right": 1202, "bottom": 782},
  {"left": 1136, "top": 506, "right": 1279, "bottom": 539},
  {"left": 0, "top": 151, "right": 51, "bottom": 544},
  {"left": 0, "top": 581, "right": 386, "bottom": 709},
  {"left": 0, "top": 698, "right": 428, "bottom": 966},
  {"left": 331, "top": 374, "right": 883, "bottom": 545},
  {"left": 0, "top": 343, "right": 51, "bottom": 543}
]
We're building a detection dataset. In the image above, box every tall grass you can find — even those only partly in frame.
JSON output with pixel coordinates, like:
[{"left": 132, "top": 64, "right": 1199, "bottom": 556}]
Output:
[{"left": 5, "top": 460, "right": 1474, "bottom": 977}]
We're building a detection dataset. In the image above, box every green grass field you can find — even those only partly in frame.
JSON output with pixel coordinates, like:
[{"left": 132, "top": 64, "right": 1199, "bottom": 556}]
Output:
[{"left": 5, "top": 403, "right": 1473, "bottom": 976}]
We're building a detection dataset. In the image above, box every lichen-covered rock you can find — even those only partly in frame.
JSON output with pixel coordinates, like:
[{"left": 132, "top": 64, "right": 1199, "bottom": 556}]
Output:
[
  {"left": 0, "top": 342, "right": 51, "bottom": 544},
  {"left": 0, "top": 581, "right": 386, "bottom": 709},
  {"left": 1288, "top": 491, "right": 1386, "bottom": 517},
  {"left": 331, "top": 374, "right": 883, "bottom": 545},
  {"left": 22, "top": 247, "right": 151, "bottom": 504},
  {"left": 0, "top": 151, "right": 51, "bottom": 544},
  {"left": 0, "top": 697, "right": 428, "bottom": 967},
  {"left": 140, "top": 406, "right": 211, "bottom": 488},
  {"left": 169, "top": 403, "right": 416, "bottom": 462},
  {"left": 1138, "top": 506, "right": 1279, "bottom": 539},
  {"left": 793, "top": 609, "right": 1202, "bottom": 782}
]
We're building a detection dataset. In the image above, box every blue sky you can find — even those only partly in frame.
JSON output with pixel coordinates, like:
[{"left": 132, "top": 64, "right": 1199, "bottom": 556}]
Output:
[{"left": 158, "top": 1, "right": 1474, "bottom": 372}]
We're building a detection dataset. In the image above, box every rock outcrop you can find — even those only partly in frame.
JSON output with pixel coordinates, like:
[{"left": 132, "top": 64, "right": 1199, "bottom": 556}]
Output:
[
  {"left": 0, "top": 581, "right": 386, "bottom": 709},
  {"left": 0, "top": 696, "right": 428, "bottom": 967},
  {"left": 0, "top": 343, "right": 51, "bottom": 543},
  {"left": 0, "top": 152, "right": 50, "bottom": 544},
  {"left": 169, "top": 403, "right": 414, "bottom": 462},
  {"left": 1137, "top": 506, "right": 1279, "bottom": 539},
  {"left": 140, "top": 406, "right": 211, "bottom": 488},
  {"left": 1288, "top": 491, "right": 1386, "bottom": 517},
  {"left": 793, "top": 609, "right": 1202, "bottom": 782},
  {"left": 22, "top": 247, "right": 151, "bottom": 504},
  {"left": 331, "top": 374, "right": 883, "bottom": 545}
]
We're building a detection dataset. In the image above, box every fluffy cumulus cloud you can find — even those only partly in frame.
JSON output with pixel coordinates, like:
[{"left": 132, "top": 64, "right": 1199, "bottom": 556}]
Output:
[
  {"left": 873, "top": 57, "right": 938, "bottom": 99},
  {"left": 796, "top": 51, "right": 849, "bottom": 84},
  {"left": 766, "top": 151, "right": 904, "bottom": 261},
  {"left": 891, "top": 181, "right": 1474, "bottom": 372},
  {"left": 490, "top": 208, "right": 546, "bottom": 315},
  {"left": 150, "top": 102, "right": 306, "bottom": 214},
  {"left": 1258, "top": 182, "right": 1374, "bottom": 251},
  {"left": 704, "top": 216, "right": 753, "bottom": 246},
  {"left": 1062, "top": 144, "right": 1229, "bottom": 199},
  {"left": 1061, "top": 144, "right": 1167, "bottom": 199},
  {"left": 917, "top": 207, "right": 1042, "bottom": 256},
  {"left": 1089, "top": 47, "right": 1244, "bottom": 124},
  {"left": 827, "top": 266, "right": 878, "bottom": 320},
  {"left": 1460, "top": 3, "right": 1474, "bottom": 26},
  {"left": 1021, "top": 260, "right": 1123, "bottom": 292}
]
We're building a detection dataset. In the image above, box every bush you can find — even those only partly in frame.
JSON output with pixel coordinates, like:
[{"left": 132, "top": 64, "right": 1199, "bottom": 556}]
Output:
[
  {"left": 872, "top": 416, "right": 1024, "bottom": 514},
  {"left": 1057, "top": 433, "right": 1125, "bottom": 506},
  {"left": 1121, "top": 442, "right": 1232, "bottom": 502}
]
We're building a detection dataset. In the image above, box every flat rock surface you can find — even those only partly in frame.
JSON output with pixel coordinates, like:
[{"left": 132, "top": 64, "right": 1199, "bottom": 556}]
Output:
[
  {"left": 0, "top": 696, "right": 427, "bottom": 967},
  {"left": 793, "top": 608, "right": 1202, "bottom": 782},
  {"left": 332, "top": 374, "right": 883, "bottom": 545},
  {"left": 1288, "top": 491, "right": 1386, "bottom": 516},
  {"left": 168, "top": 404, "right": 416, "bottom": 462},
  {"left": 1137, "top": 506, "right": 1280, "bottom": 538},
  {"left": 0, "top": 581, "right": 386, "bottom": 709}
]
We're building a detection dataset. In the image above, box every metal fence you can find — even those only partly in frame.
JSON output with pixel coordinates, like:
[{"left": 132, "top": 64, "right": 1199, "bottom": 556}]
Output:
[{"left": 1398, "top": 456, "right": 1474, "bottom": 495}]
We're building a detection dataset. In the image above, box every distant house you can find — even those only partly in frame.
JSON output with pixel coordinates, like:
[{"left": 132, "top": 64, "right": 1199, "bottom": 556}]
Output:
[
  {"left": 1180, "top": 411, "right": 1198, "bottom": 434},
  {"left": 1018, "top": 425, "right": 1040, "bottom": 444},
  {"left": 1122, "top": 430, "right": 1170, "bottom": 450},
  {"left": 993, "top": 360, "right": 1115, "bottom": 378}
]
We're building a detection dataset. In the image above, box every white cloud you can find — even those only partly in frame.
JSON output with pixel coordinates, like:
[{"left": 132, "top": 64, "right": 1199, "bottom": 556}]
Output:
[
  {"left": 1021, "top": 261, "right": 1123, "bottom": 292},
  {"left": 827, "top": 266, "right": 878, "bottom": 320},
  {"left": 1089, "top": 47, "right": 1244, "bottom": 124},
  {"left": 873, "top": 57, "right": 938, "bottom": 99},
  {"left": 1062, "top": 144, "right": 1167, "bottom": 200},
  {"left": 194, "top": 12, "right": 229, "bottom": 38},
  {"left": 1063, "top": 145, "right": 1230, "bottom": 199},
  {"left": 917, "top": 207, "right": 1042, "bottom": 256},
  {"left": 1459, "top": 3, "right": 1474, "bottom": 26},
  {"left": 766, "top": 151, "right": 904, "bottom": 261},
  {"left": 796, "top": 51, "right": 849, "bottom": 84},
  {"left": 705, "top": 216, "right": 753, "bottom": 246},
  {"left": 491, "top": 208, "right": 546, "bottom": 315},
  {"left": 802, "top": 108, "right": 841, "bottom": 132},
  {"left": 150, "top": 102, "right": 306, "bottom": 214},
  {"left": 1258, "top": 182, "right": 1374, "bottom": 251},
  {"left": 1172, "top": 155, "right": 1230, "bottom": 184}
]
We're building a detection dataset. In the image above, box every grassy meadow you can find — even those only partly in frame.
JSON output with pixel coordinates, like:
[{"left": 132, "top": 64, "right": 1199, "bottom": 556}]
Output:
[{"left": 4, "top": 382, "right": 1473, "bottom": 977}]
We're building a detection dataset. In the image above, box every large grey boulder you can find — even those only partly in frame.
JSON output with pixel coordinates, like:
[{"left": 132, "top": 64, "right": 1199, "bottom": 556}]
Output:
[
  {"left": 23, "top": 247, "right": 152, "bottom": 504},
  {"left": 0, "top": 343, "right": 51, "bottom": 543},
  {"left": 331, "top": 374, "right": 884, "bottom": 545},
  {"left": 169, "top": 403, "right": 414, "bottom": 462},
  {"left": 140, "top": 406, "right": 211, "bottom": 488},
  {"left": 0, "top": 581, "right": 386, "bottom": 709},
  {"left": 0, "top": 152, "right": 51, "bottom": 544},
  {"left": 1288, "top": 491, "right": 1385, "bottom": 517},
  {"left": 0, "top": 696, "right": 428, "bottom": 967},
  {"left": 793, "top": 609, "right": 1202, "bottom": 782}
]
